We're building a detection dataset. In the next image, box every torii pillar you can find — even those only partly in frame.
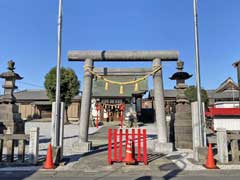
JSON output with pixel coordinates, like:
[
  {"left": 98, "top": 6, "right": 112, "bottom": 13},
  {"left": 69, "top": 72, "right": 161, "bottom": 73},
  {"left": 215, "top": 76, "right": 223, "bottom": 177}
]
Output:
[{"left": 68, "top": 50, "right": 178, "bottom": 153}]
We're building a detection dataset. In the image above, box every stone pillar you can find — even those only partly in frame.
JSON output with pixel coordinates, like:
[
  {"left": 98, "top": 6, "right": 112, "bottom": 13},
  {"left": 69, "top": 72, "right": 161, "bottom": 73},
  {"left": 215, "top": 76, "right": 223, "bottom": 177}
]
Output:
[
  {"left": 232, "top": 61, "right": 240, "bottom": 107},
  {"left": 0, "top": 139, "right": 3, "bottom": 162},
  {"left": 191, "top": 102, "right": 208, "bottom": 163},
  {"left": 231, "top": 139, "right": 239, "bottom": 163},
  {"left": 17, "top": 139, "right": 25, "bottom": 163},
  {"left": 0, "top": 60, "right": 24, "bottom": 134},
  {"left": 6, "top": 139, "right": 14, "bottom": 162},
  {"left": 169, "top": 60, "right": 193, "bottom": 149},
  {"left": 59, "top": 102, "right": 64, "bottom": 159},
  {"left": 51, "top": 102, "right": 65, "bottom": 162},
  {"left": 217, "top": 128, "right": 229, "bottom": 164},
  {"left": 192, "top": 102, "right": 200, "bottom": 161},
  {"left": 75, "top": 58, "right": 93, "bottom": 152},
  {"left": 153, "top": 58, "right": 173, "bottom": 153},
  {"left": 51, "top": 102, "right": 56, "bottom": 146},
  {"left": 29, "top": 127, "right": 39, "bottom": 165}
]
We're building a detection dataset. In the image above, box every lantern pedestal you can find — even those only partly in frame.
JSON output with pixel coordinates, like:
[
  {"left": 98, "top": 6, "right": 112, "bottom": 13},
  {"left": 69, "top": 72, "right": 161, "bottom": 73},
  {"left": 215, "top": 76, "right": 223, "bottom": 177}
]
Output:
[
  {"left": 0, "top": 60, "right": 25, "bottom": 134},
  {"left": 170, "top": 60, "right": 193, "bottom": 149}
]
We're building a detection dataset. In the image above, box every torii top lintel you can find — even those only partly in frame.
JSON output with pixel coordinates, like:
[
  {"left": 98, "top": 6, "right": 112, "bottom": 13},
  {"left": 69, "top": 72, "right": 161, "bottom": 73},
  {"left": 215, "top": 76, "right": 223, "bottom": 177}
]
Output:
[{"left": 68, "top": 50, "right": 179, "bottom": 62}]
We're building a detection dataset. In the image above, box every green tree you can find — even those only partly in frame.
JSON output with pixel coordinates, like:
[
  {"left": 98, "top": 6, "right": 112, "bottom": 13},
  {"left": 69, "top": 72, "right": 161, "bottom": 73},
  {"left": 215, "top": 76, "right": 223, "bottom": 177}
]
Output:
[
  {"left": 184, "top": 85, "right": 209, "bottom": 106},
  {"left": 44, "top": 67, "right": 80, "bottom": 122}
]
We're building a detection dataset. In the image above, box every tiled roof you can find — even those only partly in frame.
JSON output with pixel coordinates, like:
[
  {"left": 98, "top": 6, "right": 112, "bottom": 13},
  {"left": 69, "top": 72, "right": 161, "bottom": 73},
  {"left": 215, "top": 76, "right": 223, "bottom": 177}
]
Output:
[
  {"left": 149, "top": 89, "right": 177, "bottom": 98},
  {"left": 215, "top": 77, "right": 239, "bottom": 93},
  {"left": 149, "top": 89, "right": 239, "bottom": 99},
  {"left": 14, "top": 90, "right": 49, "bottom": 100},
  {"left": 8, "top": 90, "right": 81, "bottom": 101},
  {"left": 212, "top": 90, "right": 239, "bottom": 99},
  {"left": 92, "top": 76, "right": 148, "bottom": 97}
]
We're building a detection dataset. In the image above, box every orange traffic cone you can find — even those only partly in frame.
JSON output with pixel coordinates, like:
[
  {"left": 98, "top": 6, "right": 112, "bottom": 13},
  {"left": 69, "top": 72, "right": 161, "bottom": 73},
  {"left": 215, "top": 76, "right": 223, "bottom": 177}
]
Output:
[
  {"left": 44, "top": 144, "right": 55, "bottom": 169},
  {"left": 123, "top": 139, "right": 136, "bottom": 165},
  {"left": 204, "top": 143, "right": 217, "bottom": 169}
]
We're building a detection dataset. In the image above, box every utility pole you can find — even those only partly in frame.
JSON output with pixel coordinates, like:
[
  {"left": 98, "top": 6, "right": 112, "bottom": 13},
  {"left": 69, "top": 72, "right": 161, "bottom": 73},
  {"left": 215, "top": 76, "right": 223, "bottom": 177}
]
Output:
[
  {"left": 54, "top": 0, "right": 63, "bottom": 147},
  {"left": 193, "top": 0, "right": 204, "bottom": 147},
  {"left": 232, "top": 61, "right": 240, "bottom": 108}
]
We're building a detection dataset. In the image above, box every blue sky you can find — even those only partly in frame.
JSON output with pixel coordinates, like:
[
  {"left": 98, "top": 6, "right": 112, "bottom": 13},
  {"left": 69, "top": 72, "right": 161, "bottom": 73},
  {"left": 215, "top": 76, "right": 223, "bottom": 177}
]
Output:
[{"left": 0, "top": 0, "right": 240, "bottom": 94}]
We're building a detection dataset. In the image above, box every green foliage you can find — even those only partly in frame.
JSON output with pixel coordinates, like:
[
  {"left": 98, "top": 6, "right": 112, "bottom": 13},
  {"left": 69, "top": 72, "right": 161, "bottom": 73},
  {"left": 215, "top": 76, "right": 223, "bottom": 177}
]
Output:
[
  {"left": 44, "top": 67, "right": 80, "bottom": 108},
  {"left": 184, "top": 85, "right": 209, "bottom": 106}
]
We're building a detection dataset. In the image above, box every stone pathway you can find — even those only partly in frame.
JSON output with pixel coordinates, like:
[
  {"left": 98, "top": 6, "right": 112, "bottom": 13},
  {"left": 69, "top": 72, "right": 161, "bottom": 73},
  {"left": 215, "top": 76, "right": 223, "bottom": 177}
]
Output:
[
  {"left": 2, "top": 121, "right": 240, "bottom": 172},
  {"left": 58, "top": 122, "right": 176, "bottom": 173},
  {"left": 89, "top": 121, "right": 118, "bottom": 148}
]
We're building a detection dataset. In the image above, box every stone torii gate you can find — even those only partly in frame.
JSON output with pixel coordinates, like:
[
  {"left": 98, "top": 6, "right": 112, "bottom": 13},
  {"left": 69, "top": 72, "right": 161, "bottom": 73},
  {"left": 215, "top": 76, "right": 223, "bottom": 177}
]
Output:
[{"left": 68, "top": 50, "right": 178, "bottom": 153}]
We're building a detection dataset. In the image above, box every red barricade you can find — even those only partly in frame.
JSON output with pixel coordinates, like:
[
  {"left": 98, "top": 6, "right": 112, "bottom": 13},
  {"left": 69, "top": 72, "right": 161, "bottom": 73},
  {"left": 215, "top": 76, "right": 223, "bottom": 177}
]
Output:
[{"left": 108, "top": 128, "right": 148, "bottom": 165}]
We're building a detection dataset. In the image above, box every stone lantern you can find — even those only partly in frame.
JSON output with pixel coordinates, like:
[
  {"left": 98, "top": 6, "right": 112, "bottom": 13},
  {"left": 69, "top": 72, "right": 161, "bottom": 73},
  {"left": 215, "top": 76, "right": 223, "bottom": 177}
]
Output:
[
  {"left": 0, "top": 60, "right": 25, "bottom": 134},
  {"left": 170, "top": 60, "right": 193, "bottom": 149}
]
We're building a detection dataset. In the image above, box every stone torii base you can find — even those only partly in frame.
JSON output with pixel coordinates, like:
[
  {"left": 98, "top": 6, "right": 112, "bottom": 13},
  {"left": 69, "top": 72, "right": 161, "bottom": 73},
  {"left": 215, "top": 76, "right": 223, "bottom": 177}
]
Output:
[{"left": 68, "top": 50, "right": 179, "bottom": 153}]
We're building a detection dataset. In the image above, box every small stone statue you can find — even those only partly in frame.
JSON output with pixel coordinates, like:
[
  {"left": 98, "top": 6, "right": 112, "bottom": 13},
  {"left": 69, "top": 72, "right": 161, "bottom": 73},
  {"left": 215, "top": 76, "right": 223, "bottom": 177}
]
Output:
[{"left": 8, "top": 60, "right": 15, "bottom": 72}]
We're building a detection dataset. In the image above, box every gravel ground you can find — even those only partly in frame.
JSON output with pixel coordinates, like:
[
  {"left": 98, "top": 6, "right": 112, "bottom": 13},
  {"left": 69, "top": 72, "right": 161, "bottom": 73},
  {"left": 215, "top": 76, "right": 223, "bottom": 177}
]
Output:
[{"left": 25, "top": 122, "right": 102, "bottom": 157}]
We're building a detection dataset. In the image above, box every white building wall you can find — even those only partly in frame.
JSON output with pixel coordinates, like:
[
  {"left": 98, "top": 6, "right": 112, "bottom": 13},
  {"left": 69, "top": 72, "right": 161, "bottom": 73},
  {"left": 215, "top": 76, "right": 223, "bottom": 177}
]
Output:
[
  {"left": 214, "top": 101, "right": 239, "bottom": 108},
  {"left": 214, "top": 118, "right": 240, "bottom": 130}
]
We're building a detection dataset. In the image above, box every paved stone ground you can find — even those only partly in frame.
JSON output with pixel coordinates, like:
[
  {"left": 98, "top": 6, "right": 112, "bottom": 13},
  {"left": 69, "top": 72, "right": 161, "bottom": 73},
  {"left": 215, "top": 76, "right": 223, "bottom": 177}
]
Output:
[
  {"left": 1, "top": 120, "right": 240, "bottom": 172},
  {"left": 3, "top": 169, "right": 240, "bottom": 180}
]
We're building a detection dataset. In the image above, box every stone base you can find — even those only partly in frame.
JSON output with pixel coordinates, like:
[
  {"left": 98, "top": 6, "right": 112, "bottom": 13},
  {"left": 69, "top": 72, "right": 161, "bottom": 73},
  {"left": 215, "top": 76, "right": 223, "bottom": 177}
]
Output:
[
  {"left": 193, "top": 146, "right": 208, "bottom": 163},
  {"left": 52, "top": 146, "right": 62, "bottom": 165},
  {"left": 72, "top": 141, "right": 92, "bottom": 153},
  {"left": 154, "top": 142, "right": 173, "bottom": 154},
  {"left": 0, "top": 103, "right": 25, "bottom": 134}
]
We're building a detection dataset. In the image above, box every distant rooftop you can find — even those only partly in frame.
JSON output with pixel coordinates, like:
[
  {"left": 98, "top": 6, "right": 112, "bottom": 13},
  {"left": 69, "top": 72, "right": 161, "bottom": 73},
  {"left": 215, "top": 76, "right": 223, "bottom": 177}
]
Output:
[{"left": 10, "top": 89, "right": 81, "bottom": 101}]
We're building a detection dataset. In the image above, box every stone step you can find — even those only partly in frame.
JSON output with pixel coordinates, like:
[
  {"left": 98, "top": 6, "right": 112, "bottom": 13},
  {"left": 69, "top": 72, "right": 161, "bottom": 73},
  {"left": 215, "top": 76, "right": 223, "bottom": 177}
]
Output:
[{"left": 175, "top": 141, "right": 193, "bottom": 149}]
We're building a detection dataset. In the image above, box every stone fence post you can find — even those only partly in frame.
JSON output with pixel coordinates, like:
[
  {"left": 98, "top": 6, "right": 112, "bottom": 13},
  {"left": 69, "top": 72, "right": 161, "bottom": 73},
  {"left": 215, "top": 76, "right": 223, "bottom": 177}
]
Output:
[
  {"left": 51, "top": 102, "right": 56, "bottom": 146},
  {"left": 191, "top": 102, "right": 208, "bottom": 163},
  {"left": 59, "top": 102, "right": 64, "bottom": 160},
  {"left": 191, "top": 102, "right": 200, "bottom": 161},
  {"left": 217, "top": 128, "right": 228, "bottom": 164},
  {"left": 29, "top": 127, "right": 39, "bottom": 165}
]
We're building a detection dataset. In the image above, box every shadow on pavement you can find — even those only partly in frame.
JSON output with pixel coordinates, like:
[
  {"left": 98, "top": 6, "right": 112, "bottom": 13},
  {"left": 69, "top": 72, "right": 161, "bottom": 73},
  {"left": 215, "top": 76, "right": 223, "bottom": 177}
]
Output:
[
  {"left": 162, "top": 169, "right": 183, "bottom": 180},
  {"left": 135, "top": 176, "right": 152, "bottom": 180},
  {"left": 160, "top": 152, "right": 188, "bottom": 180},
  {"left": 148, "top": 153, "right": 164, "bottom": 163},
  {"left": 0, "top": 169, "right": 39, "bottom": 180}
]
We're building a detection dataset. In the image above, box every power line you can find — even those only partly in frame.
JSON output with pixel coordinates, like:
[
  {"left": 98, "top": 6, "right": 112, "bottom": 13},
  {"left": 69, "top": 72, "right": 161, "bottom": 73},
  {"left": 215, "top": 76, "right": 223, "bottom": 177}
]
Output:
[
  {"left": 0, "top": 79, "right": 44, "bottom": 88},
  {"left": 17, "top": 81, "right": 44, "bottom": 88}
]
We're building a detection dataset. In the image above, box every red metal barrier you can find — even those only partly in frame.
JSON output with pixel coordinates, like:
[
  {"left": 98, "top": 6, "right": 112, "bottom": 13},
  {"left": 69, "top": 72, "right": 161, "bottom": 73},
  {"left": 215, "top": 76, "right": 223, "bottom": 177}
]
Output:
[{"left": 108, "top": 128, "right": 148, "bottom": 165}]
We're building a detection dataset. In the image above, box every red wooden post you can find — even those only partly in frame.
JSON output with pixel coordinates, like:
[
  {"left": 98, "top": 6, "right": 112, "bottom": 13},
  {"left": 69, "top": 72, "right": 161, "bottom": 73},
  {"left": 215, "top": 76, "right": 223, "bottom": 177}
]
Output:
[
  {"left": 132, "top": 129, "right": 135, "bottom": 159},
  {"left": 143, "top": 129, "right": 148, "bottom": 165},
  {"left": 108, "top": 129, "right": 112, "bottom": 164},
  {"left": 96, "top": 111, "right": 99, "bottom": 128},
  {"left": 125, "top": 129, "right": 129, "bottom": 161},
  {"left": 120, "top": 111, "right": 123, "bottom": 128},
  {"left": 114, "top": 129, "right": 117, "bottom": 161},
  {"left": 119, "top": 129, "right": 123, "bottom": 161},
  {"left": 126, "top": 129, "right": 129, "bottom": 147},
  {"left": 137, "top": 129, "right": 141, "bottom": 161}
]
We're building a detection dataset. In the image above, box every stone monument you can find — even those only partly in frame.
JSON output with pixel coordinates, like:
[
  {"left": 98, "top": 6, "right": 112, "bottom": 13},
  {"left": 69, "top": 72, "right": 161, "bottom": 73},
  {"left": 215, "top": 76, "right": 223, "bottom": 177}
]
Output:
[
  {"left": 0, "top": 60, "right": 25, "bottom": 134},
  {"left": 170, "top": 60, "right": 193, "bottom": 149}
]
